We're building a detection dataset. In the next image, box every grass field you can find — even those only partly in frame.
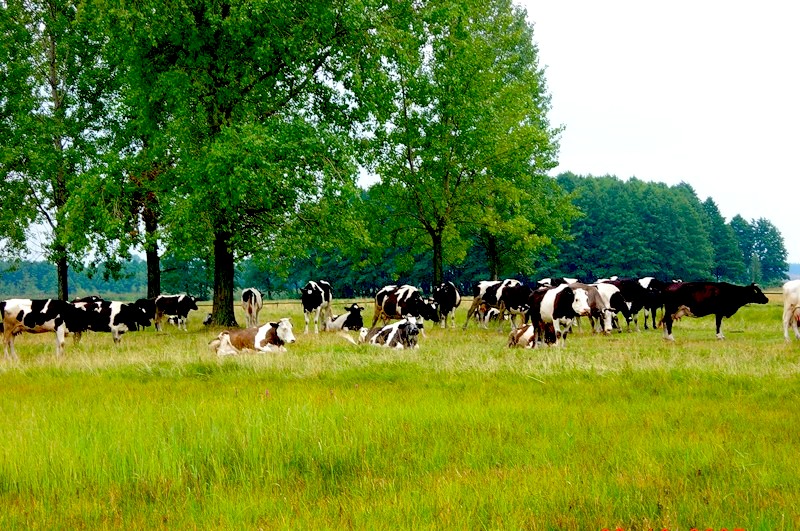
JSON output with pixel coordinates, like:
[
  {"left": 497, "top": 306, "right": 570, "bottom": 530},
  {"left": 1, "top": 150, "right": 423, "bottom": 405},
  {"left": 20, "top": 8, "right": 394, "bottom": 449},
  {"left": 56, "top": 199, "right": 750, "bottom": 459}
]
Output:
[{"left": 1, "top": 296, "right": 798, "bottom": 530}]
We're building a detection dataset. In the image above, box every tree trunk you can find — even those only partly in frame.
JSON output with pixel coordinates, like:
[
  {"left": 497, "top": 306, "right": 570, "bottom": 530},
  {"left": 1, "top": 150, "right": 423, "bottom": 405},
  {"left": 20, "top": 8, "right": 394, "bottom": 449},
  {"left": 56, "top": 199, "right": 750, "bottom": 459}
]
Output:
[
  {"left": 56, "top": 251, "right": 68, "bottom": 300},
  {"left": 143, "top": 202, "right": 161, "bottom": 298},
  {"left": 212, "top": 230, "right": 238, "bottom": 327},
  {"left": 431, "top": 231, "right": 444, "bottom": 285},
  {"left": 486, "top": 234, "right": 500, "bottom": 280}
]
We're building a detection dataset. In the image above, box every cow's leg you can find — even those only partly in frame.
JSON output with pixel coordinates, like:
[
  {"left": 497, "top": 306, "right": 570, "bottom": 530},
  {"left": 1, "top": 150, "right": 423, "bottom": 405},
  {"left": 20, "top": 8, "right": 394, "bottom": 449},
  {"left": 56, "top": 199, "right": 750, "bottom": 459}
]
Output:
[
  {"left": 783, "top": 305, "right": 797, "bottom": 342},
  {"left": 463, "top": 298, "right": 483, "bottom": 330},
  {"left": 55, "top": 326, "right": 66, "bottom": 357},
  {"left": 3, "top": 328, "right": 18, "bottom": 361},
  {"left": 73, "top": 331, "right": 82, "bottom": 344},
  {"left": 304, "top": 310, "right": 311, "bottom": 334},
  {"left": 662, "top": 307, "right": 675, "bottom": 341},
  {"left": 314, "top": 307, "right": 321, "bottom": 334},
  {"left": 715, "top": 314, "right": 725, "bottom": 340}
]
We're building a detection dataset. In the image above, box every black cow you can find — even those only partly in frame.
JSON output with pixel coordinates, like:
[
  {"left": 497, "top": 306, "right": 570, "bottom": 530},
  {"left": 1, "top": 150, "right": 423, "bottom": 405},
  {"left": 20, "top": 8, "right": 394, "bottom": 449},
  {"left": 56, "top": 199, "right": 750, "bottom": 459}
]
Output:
[
  {"left": 432, "top": 281, "right": 461, "bottom": 329},
  {"left": 154, "top": 294, "right": 198, "bottom": 331},
  {"left": 74, "top": 300, "right": 152, "bottom": 344},
  {"left": 134, "top": 298, "right": 157, "bottom": 330},
  {"left": 637, "top": 277, "right": 673, "bottom": 329},
  {"left": 300, "top": 280, "right": 333, "bottom": 334},
  {"left": 2, "top": 299, "right": 92, "bottom": 359},
  {"left": 371, "top": 285, "right": 439, "bottom": 327},
  {"left": 463, "top": 279, "right": 522, "bottom": 329},
  {"left": 660, "top": 282, "right": 768, "bottom": 340},
  {"left": 324, "top": 303, "right": 365, "bottom": 331}
]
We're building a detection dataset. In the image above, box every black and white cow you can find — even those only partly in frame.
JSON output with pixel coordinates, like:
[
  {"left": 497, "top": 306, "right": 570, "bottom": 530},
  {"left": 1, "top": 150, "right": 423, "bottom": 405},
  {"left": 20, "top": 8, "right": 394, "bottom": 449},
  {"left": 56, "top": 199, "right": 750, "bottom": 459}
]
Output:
[
  {"left": 598, "top": 278, "right": 651, "bottom": 331},
  {"left": 301, "top": 280, "right": 333, "bottom": 334},
  {"left": 568, "top": 283, "right": 613, "bottom": 334},
  {"left": 637, "top": 277, "right": 672, "bottom": 329},
  {"left": 527, "top": 284, "right": 592, "bottom": 347},
  {"left": 324, "top": 303, "right": 365, "bottom": 331},
  {"left": 591, "top": 282, "right": 633, "bottom": 333},
  {"left": 154, "top": 294, "right": 198, "bottom": 331},
  {"left": 660, "top": 282, "right": 768, "bottom": 340},
  {"left": 432, "top": 281, "right": 461, "bottom": 329},
  {"left": 537, "top": 277, "right": 578, "bottom": 288},
  {"left": 358, "top": 317, "right": 420, "bottom": 349},
  {"left": 463, "top": 279, "right": 522, "bottom": 330},
  {"left": 134, "top": 298, "right": 157, "bottom": 330},
  {"left": 2, "top": 299, "right": 93, "bottom": 359},
  {"left": 72, "top": 298, "right": 152, "bottom": 344},
  {"left": 371, "top": 285, "right": 439, "bottom": 327},
  {"left": 209, "top": 318, "right": 297, "bottom": 355},
  {"left": 241, "top": 288, "right": 264, "bottom": 328}
]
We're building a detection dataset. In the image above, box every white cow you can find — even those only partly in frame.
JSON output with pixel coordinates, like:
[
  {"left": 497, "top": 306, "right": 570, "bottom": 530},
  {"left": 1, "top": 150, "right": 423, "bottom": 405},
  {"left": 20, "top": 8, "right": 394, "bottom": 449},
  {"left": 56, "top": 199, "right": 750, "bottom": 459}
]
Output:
[{"left": 783, "top": 280, "right": 800, "bottom": 342}]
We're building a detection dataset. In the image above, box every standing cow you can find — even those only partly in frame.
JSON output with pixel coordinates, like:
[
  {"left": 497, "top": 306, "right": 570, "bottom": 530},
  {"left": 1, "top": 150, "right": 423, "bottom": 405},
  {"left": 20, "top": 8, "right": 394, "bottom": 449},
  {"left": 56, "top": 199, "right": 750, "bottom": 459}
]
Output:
[
  {"left": 782, "top": 280, "right": 800, "bottom": 342},
  {"left": 432, "top": 281, "right": 461, "bottom": 329},
  {"left": 154, "top": 294, "right": 198, "bottom": 331},
  {"left": 371, "top": 285, "right": 439, "bottom": 327},
  {"left": 301, "top": 280, "right": 333, "bottom": 334},
  {"left": 527, "top": 284, "right": 592, "bottom": 347},
  {"left": 463, "top": 279, "right": 522, "bottom": 330},
  {"left": 241, "top": 288, "right": 264, "bottom": 328},
  {"left": 660, "top": 282, "right": 768, "bottom": 340},
  {"left": 2, "top": 299, "right": 93, "bottom": 359}
]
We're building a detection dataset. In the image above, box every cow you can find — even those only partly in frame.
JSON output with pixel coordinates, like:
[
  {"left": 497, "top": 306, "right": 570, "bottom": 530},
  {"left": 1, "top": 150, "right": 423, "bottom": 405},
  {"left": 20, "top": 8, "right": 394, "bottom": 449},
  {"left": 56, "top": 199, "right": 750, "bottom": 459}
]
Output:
[
  {"left": 463, "top": 279, "right": 522, "bottom": 329},
  {"left": 358, "top": 317, "right": 420, "bottom": 349},
  {"left": 598, "top": 277, "right": 651, "bottom": 331},
  {"left": 73, "top": 299, "right": 152, "bottom": 344},
  {"left": 527, "top": 284, "right": 592, "bottom": 347},
  {"left": 569, "top": 283, "right": 614, "bottom": 334},
  {"left": 537, "top": 277, "right": 578, "bottom": 288},
  {"left": 154, "top": 294, "right": 198, "bottom": 331},
  {"left": 432, "top": 281, "right": 461, "bottom": 328},
  {"left": 209, "top": 318, "right": 297, "bottom": 355},
  {"left": 782, "top": 280, "right": 800, "bottom": 342},
  {"left": 371, "top": 285, "right": 439, "bottom": 327},
  {"left": 591, "top": 282, "right": 633, "bottom": 333},
  {"left": 134, "top": 298, "right": 157, "bottom": 329},
  {"left": 659, "top": 282, "right": 768, "bottom": 340},
  {"left": 241, "top": 288, "right": 264, "bottom": 328},
  {"left": 2, "top": 299, "right": 93, "bottom": 359},
  {"left": 508, "top": 322, "right": 557, "bottom": 348},
  {"left": 324, "top": 303, "right": 365, "bottom": 331},
  {"left": 301, "top": 280, "right": 333, "bottom": 334},
  {"left": 637, "top": 277, "right": 672, "bottom": 329}
]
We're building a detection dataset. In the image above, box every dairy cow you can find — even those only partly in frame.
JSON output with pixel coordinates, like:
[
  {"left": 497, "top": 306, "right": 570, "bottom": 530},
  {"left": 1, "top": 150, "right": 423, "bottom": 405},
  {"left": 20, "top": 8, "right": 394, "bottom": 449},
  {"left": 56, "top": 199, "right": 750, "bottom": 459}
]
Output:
[
  {"left": 660, "top": 282, "right": 768, "bottom": 340},
  {"left": 241, "top": 288, "right": 264, "bottom": 328},
  {"left": 72, "top": 297, "right": 151, "bottom": 344},
  {"left": 782, "top": 280, "right": 800, "bottom": 342},
  {"left": 527, "top": 284, "right": 592, "bottom": 347},
  {"left": 591, "top": 282, "right": 633, "bottom": 333},
  {"left": 463, "top": 279, "right": 522, "bottom": 329},
  {"left": 325, "top": 303, "right": 365, "bottom": 331},
  {"left": 358, "top": 317, "right": 420, "bottom": 349},
  {"left": 209, "top": 318, "right": 296, "bottom": 355},
  {"left": 154, "top": 294, "right": 198, "bottom": 331},
  {"left": 2, "top": 299, "right": 92, "bottom": 359},
  {"left": 432, "top": 281, "right": 461, "bottom": 329},
  {"left": 301, "top": 280, "right": 333, "bottom": 334},
  {"left": 371, "top": 285, "right": 439, "bottom": 327}
]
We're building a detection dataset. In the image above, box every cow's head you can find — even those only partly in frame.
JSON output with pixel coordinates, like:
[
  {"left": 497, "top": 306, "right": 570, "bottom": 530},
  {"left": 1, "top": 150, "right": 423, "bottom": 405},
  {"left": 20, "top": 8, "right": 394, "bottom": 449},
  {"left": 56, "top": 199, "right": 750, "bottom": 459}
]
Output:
[
  {"left": 184, "top": 295, "right": 199, "bottom": 311},
  {"left": 415, "top": 297, "right": 440, "bottom": 322},
  {"left": 748, "top": 284, "right": 769, "bottom": 305},
  {"left": 570, "top": 287, "right": 592, "bottom": 317},
  {"left": 276, "top": 318, "right": 296, "bottom": 344}
]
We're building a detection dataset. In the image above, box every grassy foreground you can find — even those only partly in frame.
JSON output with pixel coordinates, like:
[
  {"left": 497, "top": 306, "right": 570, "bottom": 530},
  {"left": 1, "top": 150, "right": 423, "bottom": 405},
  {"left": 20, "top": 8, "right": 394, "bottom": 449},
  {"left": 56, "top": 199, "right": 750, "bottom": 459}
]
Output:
[{"left": 1, "top": 297, "right": 798, "bottom": 530}]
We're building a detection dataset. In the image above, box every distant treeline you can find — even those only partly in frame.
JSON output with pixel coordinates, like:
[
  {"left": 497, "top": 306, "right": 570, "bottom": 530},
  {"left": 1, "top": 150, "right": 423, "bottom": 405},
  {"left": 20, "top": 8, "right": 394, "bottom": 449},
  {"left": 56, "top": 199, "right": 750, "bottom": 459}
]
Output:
[{"left": 2, "top": 174, "right": 791, "bottom": 301}]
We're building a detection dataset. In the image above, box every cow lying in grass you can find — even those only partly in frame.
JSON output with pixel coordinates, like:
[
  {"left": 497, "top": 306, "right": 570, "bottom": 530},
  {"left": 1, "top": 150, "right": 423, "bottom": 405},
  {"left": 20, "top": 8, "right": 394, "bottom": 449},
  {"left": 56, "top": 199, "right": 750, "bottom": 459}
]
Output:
[
  {"left": 209, "top": 318, "right": 296, "bottom": 355},
  {"left": 339, "top": 317, "right": 420, "bottom": 349}
]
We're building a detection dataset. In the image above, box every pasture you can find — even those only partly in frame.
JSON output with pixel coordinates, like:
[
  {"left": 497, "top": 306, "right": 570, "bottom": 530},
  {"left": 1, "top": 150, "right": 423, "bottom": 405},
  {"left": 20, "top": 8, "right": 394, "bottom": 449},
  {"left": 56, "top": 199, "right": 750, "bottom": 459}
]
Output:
[{"left": 1, "top": 296, "right": 799, "bottom": 529}]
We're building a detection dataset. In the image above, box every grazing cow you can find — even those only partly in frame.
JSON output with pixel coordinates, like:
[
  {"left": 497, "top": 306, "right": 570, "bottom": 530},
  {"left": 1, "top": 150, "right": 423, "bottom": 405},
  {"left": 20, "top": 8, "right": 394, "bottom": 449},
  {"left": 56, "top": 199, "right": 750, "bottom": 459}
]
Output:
[
  {"left": 301, "top": 280, "right": 333, "bottom": 334},
  {"left": 325, "top": 303, "right": 365, "bottom": 331},
  {"left": 371, "top": 285, "right": 439, "bottom": 327},
  {"left": 568, "top": 283, "right": 613, "bottom": 334},
  {"left": 2, "top": 299, "right": 93, "bottom": 359},
  {"left": 432, "top": 281, "right": 461, "bottom": 328},
  {"left": 527, "top": 284, "right": 592, "bottom": 347},
  {"left": 209, "top": 318, "right": 297, "bottom": 355},
  {"left": 598, "top": 277, "right": 650, "bottom": 331},
  {"left": 134, "top": 298, "right": 157, "bottom": 329},
  {"left": 463, "top": 279, "right": 522, "bottom": 329},
  {"left": 241, "top": 288, "right": 264, "bottom": 328},
  {"left": 660, "top": 282, "right": 768, "bottom": 340},
  {"left": 637, "top": 277, "right": 672, "bottom": 329},
  {"left": 75, "top": 300, "right": 152, "bottom": 344},
  {"left": 591, "top": 282, "right": 633, "bottom": 333},
  {"left": 358, "top": 317, "right": 420, "bottom": 349},
  {"left": 782, "top": 280, "right": 800, "bottom": 342},
  {"left": 154, "top": 294, "right": 198, "bottom": 331}
]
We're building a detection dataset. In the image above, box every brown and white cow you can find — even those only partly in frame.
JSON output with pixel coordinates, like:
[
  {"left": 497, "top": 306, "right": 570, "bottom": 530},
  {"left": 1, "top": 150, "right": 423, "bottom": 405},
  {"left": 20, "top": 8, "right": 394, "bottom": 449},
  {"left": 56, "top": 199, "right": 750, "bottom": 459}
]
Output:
[
  {"left": 782, "top": 280, "right": 800, "bottom": 342},
  {"left": 508, "top": 322, "right": 557, "bottom": 348},
  {"left": 2, "top": 299, "right": 93, "bottom": 359},
  {"left": 209, "top": 318, "right": 297, "bottom": 355},
  {"left": 371, "top": 285, "right": 439, "bottom": 327},
  {"left": 659, "top": 282, "right": 768, "bottom": 340},
  {"left": 241, "top": 287, "right": 264, "bottom": 328},
  {"left": 301, "top": 280, "right": 332, "bottom": 334}
]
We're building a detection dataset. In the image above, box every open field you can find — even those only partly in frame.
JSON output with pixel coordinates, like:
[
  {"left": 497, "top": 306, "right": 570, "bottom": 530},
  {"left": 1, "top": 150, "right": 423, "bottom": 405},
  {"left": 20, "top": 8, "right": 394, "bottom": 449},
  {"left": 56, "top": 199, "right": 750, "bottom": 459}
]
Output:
[{"left": 1, "top": 296, "right": 799, "bottom": 529}]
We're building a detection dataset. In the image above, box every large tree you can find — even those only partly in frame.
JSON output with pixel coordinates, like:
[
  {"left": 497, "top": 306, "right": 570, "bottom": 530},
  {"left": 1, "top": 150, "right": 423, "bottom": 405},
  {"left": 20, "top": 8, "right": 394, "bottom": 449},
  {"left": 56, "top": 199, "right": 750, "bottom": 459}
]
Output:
[
  {"left": 701, "top": 198, "right": 745, "bottom": 282},
  {"left": 104, "top": 0, "right": 377, "bottom": 325},
  {"left": 366, "top": 0, "right": 565, "bottom": 284},
  {"left": 0, "top": 0, "right": 110, "bottom": 298}
]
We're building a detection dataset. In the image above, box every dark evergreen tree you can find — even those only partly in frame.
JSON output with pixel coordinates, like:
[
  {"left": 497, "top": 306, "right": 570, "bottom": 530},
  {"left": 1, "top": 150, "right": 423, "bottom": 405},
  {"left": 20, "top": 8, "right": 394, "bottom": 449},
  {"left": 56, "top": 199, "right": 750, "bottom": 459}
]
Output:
[{"left": 701, "top": 198, "right": 746, "bottom": 282}]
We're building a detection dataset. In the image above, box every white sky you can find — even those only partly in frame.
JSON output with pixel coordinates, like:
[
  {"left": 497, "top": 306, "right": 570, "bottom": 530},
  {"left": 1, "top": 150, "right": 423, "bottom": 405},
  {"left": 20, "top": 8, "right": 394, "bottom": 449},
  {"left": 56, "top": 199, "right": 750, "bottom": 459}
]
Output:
[{"left": 519, "top": 0, "right": 800, "bottom": 262}]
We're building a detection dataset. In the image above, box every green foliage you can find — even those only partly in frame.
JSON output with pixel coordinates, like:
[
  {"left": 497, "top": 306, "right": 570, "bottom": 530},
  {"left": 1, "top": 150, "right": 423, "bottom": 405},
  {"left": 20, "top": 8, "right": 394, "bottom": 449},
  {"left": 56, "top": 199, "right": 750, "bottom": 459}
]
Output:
[
  {"left": 701, "top": 198, "right": 746, "bottom": 282},
  {"left": 731, "top": 216, "right": 789, "bottom": 285}
]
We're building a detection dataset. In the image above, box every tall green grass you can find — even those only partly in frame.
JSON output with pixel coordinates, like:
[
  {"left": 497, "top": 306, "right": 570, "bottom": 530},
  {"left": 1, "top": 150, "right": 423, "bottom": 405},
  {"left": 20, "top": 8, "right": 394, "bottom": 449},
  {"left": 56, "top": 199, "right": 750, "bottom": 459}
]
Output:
[{"left": 1, "top": 298, "right": 798, "bottom": 529}]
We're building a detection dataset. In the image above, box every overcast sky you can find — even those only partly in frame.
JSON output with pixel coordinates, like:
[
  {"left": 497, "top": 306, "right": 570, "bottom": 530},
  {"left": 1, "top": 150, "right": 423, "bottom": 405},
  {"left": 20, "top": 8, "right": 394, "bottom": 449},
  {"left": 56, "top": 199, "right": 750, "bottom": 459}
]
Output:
[{"left": 518, "top": 0, "right": 799, "bottom": 263}]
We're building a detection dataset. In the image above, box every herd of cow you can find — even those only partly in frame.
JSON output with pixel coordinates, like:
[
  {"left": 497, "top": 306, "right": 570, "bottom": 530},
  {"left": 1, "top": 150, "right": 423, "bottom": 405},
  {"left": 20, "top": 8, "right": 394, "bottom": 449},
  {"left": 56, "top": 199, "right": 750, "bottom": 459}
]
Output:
[{"left": 2, "top": 276, "right": 800, "bottom": 359}]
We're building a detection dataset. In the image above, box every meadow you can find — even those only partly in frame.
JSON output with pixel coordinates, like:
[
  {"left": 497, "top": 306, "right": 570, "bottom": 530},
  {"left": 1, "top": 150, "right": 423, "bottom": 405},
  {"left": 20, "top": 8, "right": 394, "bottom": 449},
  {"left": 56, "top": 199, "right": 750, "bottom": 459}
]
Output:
[{"left": 1, "top": 295, "right": 798, "bottom": 530}]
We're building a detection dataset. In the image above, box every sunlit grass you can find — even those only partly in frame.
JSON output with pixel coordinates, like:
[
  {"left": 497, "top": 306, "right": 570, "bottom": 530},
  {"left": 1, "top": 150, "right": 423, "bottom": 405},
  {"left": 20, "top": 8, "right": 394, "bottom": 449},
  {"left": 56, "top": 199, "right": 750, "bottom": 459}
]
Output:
[{"left": 1, "top": 297, "right": 798, "bottom": 529}]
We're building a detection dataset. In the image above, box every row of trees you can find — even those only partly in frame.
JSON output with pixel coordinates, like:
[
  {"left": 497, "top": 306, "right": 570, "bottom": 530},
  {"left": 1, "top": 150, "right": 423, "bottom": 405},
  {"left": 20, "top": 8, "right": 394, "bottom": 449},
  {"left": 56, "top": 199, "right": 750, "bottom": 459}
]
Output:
[{"left": 1, "top": 0, "right": 567, "bottom": 325}]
